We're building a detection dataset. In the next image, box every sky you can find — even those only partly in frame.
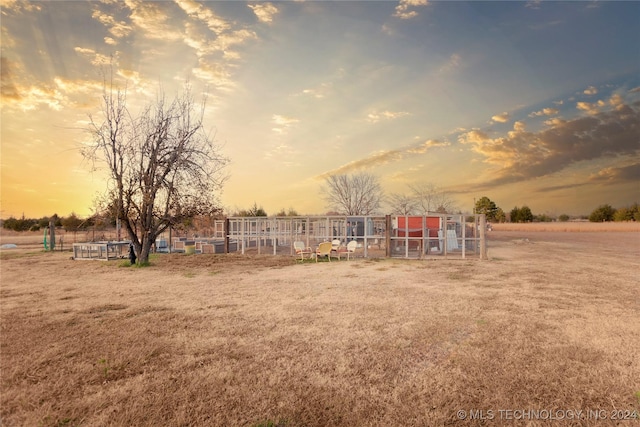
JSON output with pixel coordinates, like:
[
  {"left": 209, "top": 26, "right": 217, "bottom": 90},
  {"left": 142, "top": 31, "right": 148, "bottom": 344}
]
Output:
[{"left": 1, "top": 0, "right": 639, "bottom": 219}]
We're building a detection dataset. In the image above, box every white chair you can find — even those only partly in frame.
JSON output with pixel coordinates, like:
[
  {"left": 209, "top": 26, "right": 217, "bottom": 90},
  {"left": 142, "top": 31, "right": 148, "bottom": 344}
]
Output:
[
  {"left": 293, "top": 241, "right": 313, "bottom": 261},
  {"left": 336, "top": 240, "right": 358, "bottom": 260}
]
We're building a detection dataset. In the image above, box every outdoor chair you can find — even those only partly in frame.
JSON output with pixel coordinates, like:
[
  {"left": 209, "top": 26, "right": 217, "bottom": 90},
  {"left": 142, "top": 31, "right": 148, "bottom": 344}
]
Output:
[
  {"left": 338, "top": 240, "right": 358, "bottom": 260},
  {"left": 293, "top": 241, "right": 313, "bottom": 261},
  {"left": 315, "top": 241, "right": 333, "bottom": 262}
]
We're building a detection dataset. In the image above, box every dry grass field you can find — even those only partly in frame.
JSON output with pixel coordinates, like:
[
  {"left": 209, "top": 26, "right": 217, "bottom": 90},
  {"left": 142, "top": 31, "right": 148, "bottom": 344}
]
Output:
[
  {"left": 1, "top": 228, "right": 639, "bottom": 426},
  {"left": 492, "top": 221, "right": 640, "bottom": 232}
]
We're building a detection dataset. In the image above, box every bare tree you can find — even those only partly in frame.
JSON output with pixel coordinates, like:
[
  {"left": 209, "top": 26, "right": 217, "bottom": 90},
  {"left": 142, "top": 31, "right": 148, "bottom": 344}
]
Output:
[
  {"left": 322, "top": 173, "right": 383, "bottom": 215},
  {"left": 409, "top": 182, "right": 457, "bottom": 214},
  {"left": 84, "top": 83, "right": 228, "bottom": 264},
  {"left": 387, "top": 192, "right": 418, "bottom": 215}
]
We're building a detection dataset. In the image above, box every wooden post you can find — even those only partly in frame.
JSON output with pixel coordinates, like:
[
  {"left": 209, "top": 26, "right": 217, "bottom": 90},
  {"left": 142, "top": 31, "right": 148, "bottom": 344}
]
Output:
[
  {"left": 420, "top": 215, "right": 426, "bottom": 260},
  {"left": 385, "top": 215, "right": 391, "bottom": 258},
  {"left": 224, "top": 218, "right": 230, "bottom": 254},
  {"left": 479, "top": 214, "right": 487, "bottom": 260},
  {"left": 461, "top": 214, "right": 466, "bottom": 259},
  {"left": 49, "top": 219, "right": 56, "bottom": 251}
]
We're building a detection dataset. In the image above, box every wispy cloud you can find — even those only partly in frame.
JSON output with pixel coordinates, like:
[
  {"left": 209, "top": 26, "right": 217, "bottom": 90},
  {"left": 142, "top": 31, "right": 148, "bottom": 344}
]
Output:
[
  {"left": 583, "top": 85, "right": 598, "bottom": 95},
  {"left": 174, "top": 1, "right": 258, "bottom": 89},
  {"left": 525, "top": 0, "right": 541, "bottom": 9},
  {"left": 300, "top": 82, "right": 332, "bottom": 99},
  {"left": 0, "top": 0, "right": 41, "bottom": 14},
  {"left": 491, "top": 112, "right": 510, "bottom": 123},
  {"left": 175, "top": 0, "right": 229, "bottom": 34},
  {"left": 124, "top": 0, "right": 182, "bottom": 41},
  {"left": 576, "top": 101, "right": 602, "bottom": 115},
  {"left": 406, "top": 139, "right": 449, "bottom": 154},
  {"left": 588, "top": 163, "right": 640, "bottom": 184},
  {"left": 74, "top": 47, "right": 113, "bottom": 67},
  {"left": 91, "top": 7, "right": 132, "bottom": 40},
  {"left": 393, "top": 0, "right": 429, "bottom": 19},
  {"left": 248, "top": 2, "right": 279, "bottom": 23},
  {"left": 271, "top": 114, "right": 299, "bottom": 134},
  {"left": 192, "top": 61, "right": 237, "bottom": 91},
  {"left": 316, "top": 150, "right": 404, "bottom": 179},
  {"left": 529, "top": 107, "right": 559, "bottom": 117},
  {"left": 316, "top": 138, "right": 448, "bottom": 179},
  {"left": 438, "top": 53, "right": 462, "bottom": 74},
  {"left": 366, "top": 110, "right": 410, "bottom": 123}
]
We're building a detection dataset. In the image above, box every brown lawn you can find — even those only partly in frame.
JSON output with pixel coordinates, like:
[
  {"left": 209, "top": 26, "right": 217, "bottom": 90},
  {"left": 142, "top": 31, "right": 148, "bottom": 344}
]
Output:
[{"left": 1, "top": 229, "right": 639, "bottom": 426}]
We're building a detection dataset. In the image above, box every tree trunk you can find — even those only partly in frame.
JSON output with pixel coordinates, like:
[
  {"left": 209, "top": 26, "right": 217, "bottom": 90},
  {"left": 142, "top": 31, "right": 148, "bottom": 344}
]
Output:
[{"left": 139, "top": 231, "right": 155, "bottom": 264}]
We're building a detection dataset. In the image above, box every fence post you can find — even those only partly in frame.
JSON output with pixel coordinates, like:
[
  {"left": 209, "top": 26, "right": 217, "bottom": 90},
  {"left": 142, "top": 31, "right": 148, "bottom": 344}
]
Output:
[
  {"left": 224, "top": 218, "right": 230, "bottom": 254},
  {"left": 385, "top": 215, "right": 391, "bottom": 258},
  {"left": 479, "top": 214, "right": 487, "bottom": 260}
]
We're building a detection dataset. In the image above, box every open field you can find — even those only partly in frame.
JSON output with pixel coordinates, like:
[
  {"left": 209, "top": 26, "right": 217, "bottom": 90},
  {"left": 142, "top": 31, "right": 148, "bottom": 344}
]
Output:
[
  {"left": 492, "top": 221, "right": 640, "bottom": 232},
  {"left": 1, "top": 230, "right": 639, "bottom": 426}
]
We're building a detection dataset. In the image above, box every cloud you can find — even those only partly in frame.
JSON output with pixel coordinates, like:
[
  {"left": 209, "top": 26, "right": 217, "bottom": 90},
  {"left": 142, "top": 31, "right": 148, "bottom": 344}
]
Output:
[
  {"left": 438, "top": 53, "right": 462, "bottom": 74},
  {"left": 0, "top": 57, "right": 106, "bottom": 111},
  {"left": 491, "top": 112, "right": 510, "bottom": 123},
  {"left": 123, "top": 0, "right": 182, "bottom": 41},
  {"left": 367, "top": 110, "right": 410, "bottom": 123},
  {"left": 2, "top": 84, "right": 66, "bottom": 111},
  {"left": 1, "top": 56, "right": 20, "bottom": 102},
  {"left": 316, "top": 150, "right": 404, "bottom": 179},
  {"left": 543, "top": 117, "right": 566, "bottom": 127},
  {"left": 529, "top": 107, "right": 559, "bottom": 117},
  {"left": 176, "top": 2, "right": 257, "bottom": 89},
  {"left": 53, "top": 77, "right": 103, "bottom": 95},
  {"left": 406, "top": 139, "right": 449, "bottom": 154},
  {"left": 583, "top": 85, "right": 598, "bottom": 95},
  {"left": 271, "top": 114, "right": 299, "bottom": 134},
  {"left": 576, "top": 101, "right": 600, "bottom": 115},
  {"left": 272, "top": 115, "right": 299, "bottom": 126},
  {"left": 300, "top": 82, "right": 332, "bottom": 99},
  {"left": 525, "top": 0, "right": 541, "bottom": 9},
  {"left": 248, "top": 2, "right": 279, "bottom": 23},
  {"left": 175, "top": 0, "right": 229, "bottom": 34},
  {"left": 91, "top": 7, "right": 132, "bottom": 39},
  {"left": 534, "top": 182, "right": 589, "bottom": 193},
  {"left": 459, "top": 101, "right": 640, "bottom": 187},
  {"left": 191, "top": 60, "right": 236, "bottom": 91},
  {"left": 458, "top": 129, "right": 490, "bottom": 144},
  {"left": 316, "top": 137, "right": 448, "bottom": 179},
  {"left": 588, "top": 163, "right": 640, "bottom": 184},
  {"left": 394, "top": 0, "right": 429, "bottom": 19},
  {"left": 74, "top": 47, "right": 114, "bottom": 67},
  {"left": 0, "top": 0, "right": 41, "bottom": 14},
  {"left": 210, "top": 29, "right": 257, "bottom": 53}
]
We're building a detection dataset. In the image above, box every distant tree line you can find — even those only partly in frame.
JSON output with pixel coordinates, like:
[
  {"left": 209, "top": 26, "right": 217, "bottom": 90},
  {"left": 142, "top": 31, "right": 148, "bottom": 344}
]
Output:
[
  {"left": 473, "top": 197, "right": 639, "bottom": 223},
  {"left": 589, "top": 203, "right": 639, "bottom": 222},
  {"left": 1, "top": 213, "right": 95, "bottom": 232},
  {"left": 4, "top": 200, "right": 636, "bottom": 233}
]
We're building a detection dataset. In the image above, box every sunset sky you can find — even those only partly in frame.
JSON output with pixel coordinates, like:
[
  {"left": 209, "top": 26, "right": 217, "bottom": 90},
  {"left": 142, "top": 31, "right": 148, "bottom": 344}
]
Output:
[{"left": 1, "top": 0, "right": 639, "bottom": 219}]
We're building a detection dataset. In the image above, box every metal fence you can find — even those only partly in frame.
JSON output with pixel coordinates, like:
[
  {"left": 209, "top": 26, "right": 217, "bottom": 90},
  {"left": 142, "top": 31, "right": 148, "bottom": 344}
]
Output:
[{"left": 205, "top": 214, "right": 487, "bottom": 260}]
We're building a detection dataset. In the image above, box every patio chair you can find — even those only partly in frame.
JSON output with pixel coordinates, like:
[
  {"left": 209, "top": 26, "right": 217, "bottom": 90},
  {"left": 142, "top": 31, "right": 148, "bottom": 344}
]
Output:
[
  {"left": 340, "top": 240, "right": 358, "bottom": 260},
  {"left": 293, "top": 241, "right": 313, "bottom": 261},
  {"left": 315, "top": 241, "right": 333, "bottom": 262}
]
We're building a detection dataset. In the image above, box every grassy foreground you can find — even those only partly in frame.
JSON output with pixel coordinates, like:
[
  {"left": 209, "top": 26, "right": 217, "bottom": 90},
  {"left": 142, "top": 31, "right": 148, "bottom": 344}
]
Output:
[{"left": 1, "top": 231, "right": 639, "bottom": 426}]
